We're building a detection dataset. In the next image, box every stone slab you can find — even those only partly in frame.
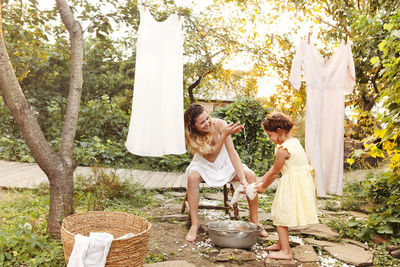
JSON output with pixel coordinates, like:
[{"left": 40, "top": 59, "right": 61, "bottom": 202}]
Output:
[
  {"left": 260, "top": 234, "right": 279, "bottom": 242},
  {"left": 289, "top": 223, "right": 340, "bottom": 239},
  {"left": 304, "top": 238, "right": 336, "bottom": 247},
  {"left": 343, "top": 238, "right": 369, "bottom": 249},
  {"left": 265, "top": 258, "right": 296, "bottom": 267},
  {"left": 324, "top": 243, "right": 373, "bottom": 266},
  {"left": 304, "top": 238, "right": 373, "bottom": 266},
  {"left": 292, "top": 245, "right": 319, "bottom": 263}
]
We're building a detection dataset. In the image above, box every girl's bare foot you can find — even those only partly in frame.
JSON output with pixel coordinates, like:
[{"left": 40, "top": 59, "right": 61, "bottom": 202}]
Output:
[
  {"left": 185, "top": 225, "right": 199, "bottom": 242},
  {"left": 265, "top": 243, "right": 280, "bottom": 251},
  {"left": 259, "top": 228, "right": 269, "bottom": 237},
  {"left": 268, "top": 250, "right": 292, "bottom": 260}
]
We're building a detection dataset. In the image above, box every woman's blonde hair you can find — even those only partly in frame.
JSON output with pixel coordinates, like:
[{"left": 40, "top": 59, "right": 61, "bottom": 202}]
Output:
[{"left": 184, "top": 104, "right": 214, "bottom": 155}]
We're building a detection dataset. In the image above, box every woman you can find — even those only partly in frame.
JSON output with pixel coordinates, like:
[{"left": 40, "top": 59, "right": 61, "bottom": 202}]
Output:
[{"left": 184, "top": 104, "right": 268, "bottom": 242}]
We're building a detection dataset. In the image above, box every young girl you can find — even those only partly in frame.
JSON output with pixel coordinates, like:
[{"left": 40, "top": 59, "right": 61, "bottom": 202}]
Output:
[{"left": 256, "top": 112, "right": 318, "bottom": 260}]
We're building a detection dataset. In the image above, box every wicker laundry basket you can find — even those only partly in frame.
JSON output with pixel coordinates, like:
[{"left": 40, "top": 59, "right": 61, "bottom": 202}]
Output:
[{"left": 61, "top": 211, "right": 151, "bottom": 266}]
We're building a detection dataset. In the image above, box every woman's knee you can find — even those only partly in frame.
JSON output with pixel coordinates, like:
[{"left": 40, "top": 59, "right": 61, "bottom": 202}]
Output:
[{"left": 187, "top": 171, "right": 202, "bottom": 187}]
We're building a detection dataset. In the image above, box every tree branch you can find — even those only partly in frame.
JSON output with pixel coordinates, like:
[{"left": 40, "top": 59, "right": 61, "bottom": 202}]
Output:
[
  {"left": 0, "top": 2, "right": 60, "bottom": 175},
  {"left": 371, "top": 65, "right": 383, "bottom": 95},
  {"left": 56, "top": 0, "right": 83, "bottom": 165},
  {"left": 187, "top": 70, "right": 213, "bottom": 103}
]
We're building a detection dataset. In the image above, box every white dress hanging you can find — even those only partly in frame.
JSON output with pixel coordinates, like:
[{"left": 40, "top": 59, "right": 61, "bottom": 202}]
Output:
[
  {"left": 289, "top": 40, "right": 355, "bottom": 196},
  {"left": 125, "top": 6, "right": 186, "bottom": 157}
]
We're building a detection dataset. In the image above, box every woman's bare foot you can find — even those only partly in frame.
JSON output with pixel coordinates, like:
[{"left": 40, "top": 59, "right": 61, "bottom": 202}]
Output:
[
  {"left": 265, "top": 243, "right": 280, "bottom": 251},
  {"left": 259, "top": 228, "right": 269, "bottom": 237},
  {"left": 268, "top": 250, "right": 292, "bottom": 260},
  {"left": 185, "top": 225, "right": 199, "bottom": 242}
]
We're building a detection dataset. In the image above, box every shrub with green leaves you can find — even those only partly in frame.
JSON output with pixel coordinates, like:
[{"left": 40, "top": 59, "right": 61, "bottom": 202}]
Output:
[
  {"left": 73, "top": 168, "right": 156, "bottom": 212},
  {"left": 0, "top": 190, "right": 65, "bottom": 266},
  {"left": 362, "top": 172, "right": 400, "bottom": 238},
  {"left": 212, "top": 97, "right": 275, "bottom": 176}
]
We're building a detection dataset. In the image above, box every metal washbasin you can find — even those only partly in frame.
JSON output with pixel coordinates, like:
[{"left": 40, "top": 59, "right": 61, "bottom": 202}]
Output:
[{"left": 207, "top": 220, "right": 262, "bottom": 249}]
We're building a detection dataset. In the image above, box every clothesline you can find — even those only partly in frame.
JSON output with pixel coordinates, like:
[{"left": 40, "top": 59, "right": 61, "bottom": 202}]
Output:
[{"left": 350, "top": 35, "right": 388, "bottom": 41}]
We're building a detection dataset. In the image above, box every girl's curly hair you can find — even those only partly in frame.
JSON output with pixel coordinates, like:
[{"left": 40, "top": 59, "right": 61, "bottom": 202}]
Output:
[{"left": 262, "top": 112, "right": 294, "bottom": 133}]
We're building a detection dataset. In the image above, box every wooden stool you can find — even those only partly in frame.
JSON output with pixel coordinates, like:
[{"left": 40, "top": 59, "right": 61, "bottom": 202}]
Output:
[{"left": 181, "top": 183, "right": 239, "bottom": 221}]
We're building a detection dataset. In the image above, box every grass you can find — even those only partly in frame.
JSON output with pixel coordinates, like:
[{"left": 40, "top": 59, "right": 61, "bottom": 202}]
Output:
[
  {"left": 2, "top": 166, "right": 400, "bottom": 266},
  {"left": 0, "top": 169, "right": 156, "bottom": 266}
]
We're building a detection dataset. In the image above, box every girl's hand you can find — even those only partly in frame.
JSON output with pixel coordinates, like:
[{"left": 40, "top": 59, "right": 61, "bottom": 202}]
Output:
[
  {"left": 240, "top": 179, "right": 249, "bottom": 189},
  {"left": 222, "top": 122, "right": 243, "bottom": 137},
  {"left": 256, "top": 182, "right": 267, "bottom": 193}
]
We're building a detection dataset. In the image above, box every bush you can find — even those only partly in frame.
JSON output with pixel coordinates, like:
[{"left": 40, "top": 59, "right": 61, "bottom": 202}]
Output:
[
  {"left": 73, "top": 168, "right": 156, "bottom": 212},
  {"left": 212, "top": 97, "right": 275, "bottom": 176},
  {"left": 0, "top": 190, "right": 65, "bottom": 266},
  {"left": 362, "top": 172, "right": 400, "bottom": 237}
]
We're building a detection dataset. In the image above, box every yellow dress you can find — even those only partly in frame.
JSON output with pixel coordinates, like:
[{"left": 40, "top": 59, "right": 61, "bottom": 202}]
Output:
[{"left": 271, "top": 138, "right": 319, "bottom": 227}]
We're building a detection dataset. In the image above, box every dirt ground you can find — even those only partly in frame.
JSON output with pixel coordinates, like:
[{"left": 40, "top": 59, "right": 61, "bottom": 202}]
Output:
[
  {"left": 140, "top": 165, "right": 391, "bottom": 266},
  {"left": 142, "top": 203, "right": 268, "bottom": 267}
]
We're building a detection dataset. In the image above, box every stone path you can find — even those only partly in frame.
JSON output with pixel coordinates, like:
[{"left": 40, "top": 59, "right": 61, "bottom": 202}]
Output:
[{"left": 152, "top": 191, "right": 375, "bottom": 267}]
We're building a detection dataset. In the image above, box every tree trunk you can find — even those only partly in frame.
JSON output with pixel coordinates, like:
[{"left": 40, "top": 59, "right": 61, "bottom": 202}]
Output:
[
  {"left": 47, "top": 162, "right": 75, "bottom": 237},
  {"left": 0, "top": 0, "right": 83, "bottom": 238}
]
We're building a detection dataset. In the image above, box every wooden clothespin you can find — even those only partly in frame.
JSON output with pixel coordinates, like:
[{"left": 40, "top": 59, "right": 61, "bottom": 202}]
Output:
[
  {"left": 178, "top": 7, "right": 182, "bottom": 21},
  {"left": 143, "top": 0, "right": 147, "bottom": 11},
  {"left": 271, "top": 34, "right": 274, "bottom": 45},
  {"left": 345, "top": 33, "right": 348, "bottom": 45},
  {"left": 307, "top": 32, "right": 311, "bottom": 44}
]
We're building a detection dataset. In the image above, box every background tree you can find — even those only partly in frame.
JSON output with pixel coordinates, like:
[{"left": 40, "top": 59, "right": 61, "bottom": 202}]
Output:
[{"left": 0, "top": 0, "right": 83, "bottom": 238}]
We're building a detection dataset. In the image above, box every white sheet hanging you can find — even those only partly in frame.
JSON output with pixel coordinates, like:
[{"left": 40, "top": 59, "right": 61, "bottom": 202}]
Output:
[
  {"left": 125, "top": 6, "right": 186, "bottom": 157},
  {"left": 289, "top": 40, "right": 355, "bottom": 196}
]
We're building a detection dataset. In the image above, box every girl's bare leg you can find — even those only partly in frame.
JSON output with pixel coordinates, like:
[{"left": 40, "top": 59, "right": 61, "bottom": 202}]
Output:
[
  {"left": 268, "top": 226, "right": 292, "bottom": 260},
  {"left": 185, "top": 171, "right": 203, "bottom": 242}
]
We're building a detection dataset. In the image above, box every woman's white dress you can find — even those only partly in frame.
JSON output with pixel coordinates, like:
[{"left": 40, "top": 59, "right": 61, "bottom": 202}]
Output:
[
  {"left": 185, "top": 144, "right": 237, "bottom": 187},
  {"left": 289, "top": 40, "right": 355, "bottom": 196},
  {"left": 125, "top": 6, "right": 186, "bottom": 157}
]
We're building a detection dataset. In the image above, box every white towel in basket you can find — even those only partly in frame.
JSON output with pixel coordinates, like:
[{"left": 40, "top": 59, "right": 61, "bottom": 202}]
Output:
[{"left": 67, "top": 232, "right": 114, "bottom": 267}]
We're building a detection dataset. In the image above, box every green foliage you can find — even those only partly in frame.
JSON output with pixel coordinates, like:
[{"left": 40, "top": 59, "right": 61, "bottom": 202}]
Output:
[
  {"left": 144, "top": 252, "right": 168, "bottom": 263},
  {"left": 341, "top": 180, "right": 368, "bottom": 212},
  {"left": 212, "top": 97, "right": 275, "bottom": 176},
  {"left": 74, "top": 168, "right": 155, "bottom": 212},
  {"left": 327, "top": 217, "right": 374, "bottom": 241},
  {"left": 362, "top": 172, "right": 400, "bottom": 237},
  {"left": 338, "top": 171, "right": 400, "bottom": 241},
  {"left": 0, "top": 177, "right": 158, "bottom": 266},
  {"left": 373, "top": 244, "right": 400, "bottom": 266},
  {"left": 0, "top": 190, "right": 65, "bottom": 266}
]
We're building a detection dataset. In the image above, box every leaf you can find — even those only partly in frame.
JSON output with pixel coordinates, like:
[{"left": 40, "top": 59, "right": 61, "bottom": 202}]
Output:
[
  {"left": 377, "top": 224, "right": 393, "bottom": 234},
  {"left": 383, "top": 23, "right": 394, "bottom": 31},
  {"left": 346, "top": 158, "right": 355, "bottom": 166},
  {"left": 370, "top": 56, "right": 380, "bottom": 67}
]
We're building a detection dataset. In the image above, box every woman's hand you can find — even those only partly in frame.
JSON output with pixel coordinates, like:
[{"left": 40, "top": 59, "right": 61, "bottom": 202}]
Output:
[{"left": 222, "top": 122, "right": 243, "bottom": 137}]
